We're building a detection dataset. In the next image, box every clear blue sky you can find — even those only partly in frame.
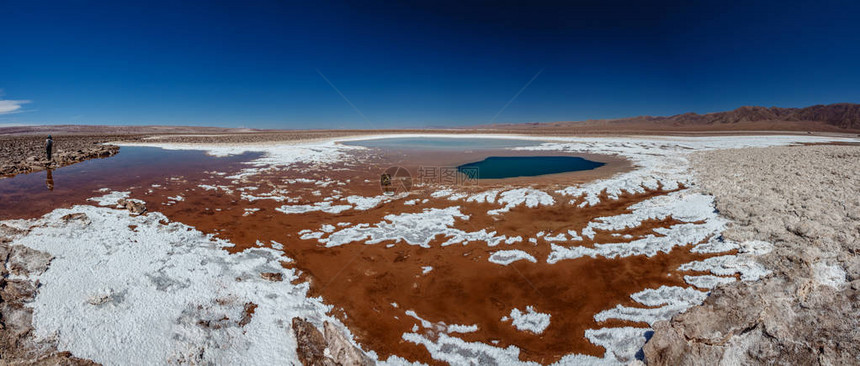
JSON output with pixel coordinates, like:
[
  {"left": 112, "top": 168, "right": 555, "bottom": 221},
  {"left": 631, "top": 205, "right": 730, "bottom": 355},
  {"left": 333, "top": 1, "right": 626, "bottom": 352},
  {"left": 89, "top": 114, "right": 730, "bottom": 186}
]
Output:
[{"left": 1, "top": 0, "right": 859, "bottom": 129}]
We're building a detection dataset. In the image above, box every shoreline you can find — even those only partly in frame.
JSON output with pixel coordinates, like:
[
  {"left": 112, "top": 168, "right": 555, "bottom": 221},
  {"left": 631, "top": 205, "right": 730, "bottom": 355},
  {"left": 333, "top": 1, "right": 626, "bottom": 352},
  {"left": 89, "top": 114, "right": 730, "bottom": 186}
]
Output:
[{"left": 3, "top": 130, "right": 858, "bottom": 180}]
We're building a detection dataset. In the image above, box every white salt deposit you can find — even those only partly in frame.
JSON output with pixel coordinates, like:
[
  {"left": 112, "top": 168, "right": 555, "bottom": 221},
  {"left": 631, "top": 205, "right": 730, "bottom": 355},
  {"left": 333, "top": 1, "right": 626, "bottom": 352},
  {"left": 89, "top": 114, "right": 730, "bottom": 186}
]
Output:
[
  {"left": 304, "top": 207, "right": 517, "bottom": 249},
  {"left": 684, "top": 274, "right": 737, "bottom": 289},
  {"left": 241, "top": 192, "right": 292, "bottom": 202},
  {"left": 5, "top": 205, "right": 360, "bottom": 365},
  {"left": 488, "top": 250, "right": 538, "bottom": 265},
  {"left": 567, "top": 230, "right": 583, "bottom": 241},
  {"left": 87, "top": 191, "right": 130, "bottom": 206},
  {"left": 275, "top": 202, "right": 352, "bottom": 214},
  {"left": 507, "top": 306, "right": 551, "bottom": 334},
  {"left": 813, "top": 261, "right": 847, "bottom": 288},
  {"left": 404, "top": 310, "right": 477, "bottom": 336},
  {"left": 198, "top": 184, "right": 234, "bottom": 194},
  {"left": 583, "top": 327, "right": 652, "bottom": 364},
  {"left": 677, "top": 254, "right": 770, "bottom": 281},
  {"left": 543, "top": 233, "right": 567, "bottom": 242},
  {"left": 345, "top": 194, "right": 397, "bottom": 210},
  {"left": 487, "top": 188, "right": 555, "bottom": 216},
  {"left": 447, "top": 324, "right": 479, "bottom": 334},
  {"left": 465, "top": 190, "right": 499, "bottom": 204},
  {"left": 594, "top": 286, "right": 707, "bottom": 325}
]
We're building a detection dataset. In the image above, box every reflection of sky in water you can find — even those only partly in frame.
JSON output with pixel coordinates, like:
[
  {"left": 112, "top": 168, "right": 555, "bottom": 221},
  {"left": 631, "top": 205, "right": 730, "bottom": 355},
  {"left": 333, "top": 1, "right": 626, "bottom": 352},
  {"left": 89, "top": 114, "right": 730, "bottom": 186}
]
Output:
[
  {"left": 342, "top": 137, "right": 544, "bottom": 150},
  {"left": 0, "top": 146, "right": 260, "bottom": 219}
]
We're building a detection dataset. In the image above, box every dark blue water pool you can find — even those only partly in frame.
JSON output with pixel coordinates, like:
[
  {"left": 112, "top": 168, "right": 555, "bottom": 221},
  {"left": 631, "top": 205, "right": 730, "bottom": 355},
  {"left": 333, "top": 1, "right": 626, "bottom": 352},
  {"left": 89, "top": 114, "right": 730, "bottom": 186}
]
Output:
[{"left": 457, "top": 156, "right": 605, "bottom": 179}]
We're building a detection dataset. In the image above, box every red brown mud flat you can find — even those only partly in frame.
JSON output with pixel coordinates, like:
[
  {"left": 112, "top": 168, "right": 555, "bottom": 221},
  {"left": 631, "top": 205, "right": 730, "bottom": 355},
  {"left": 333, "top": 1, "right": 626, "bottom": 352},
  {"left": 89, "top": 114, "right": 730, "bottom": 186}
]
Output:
[{"left": 103, "top": 144, "right": 732, "bottom": 365}]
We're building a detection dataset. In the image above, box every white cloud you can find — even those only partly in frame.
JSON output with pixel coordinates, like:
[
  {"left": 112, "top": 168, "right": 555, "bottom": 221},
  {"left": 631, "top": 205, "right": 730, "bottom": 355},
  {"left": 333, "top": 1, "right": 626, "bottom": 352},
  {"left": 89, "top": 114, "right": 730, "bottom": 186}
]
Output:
[{"left": 0, "top": 99, "right": 31, "bottom": 114}]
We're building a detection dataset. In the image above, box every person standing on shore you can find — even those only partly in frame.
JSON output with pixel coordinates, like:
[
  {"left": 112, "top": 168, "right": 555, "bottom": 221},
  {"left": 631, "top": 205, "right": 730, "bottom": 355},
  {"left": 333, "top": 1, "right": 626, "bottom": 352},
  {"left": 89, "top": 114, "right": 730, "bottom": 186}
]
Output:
[{"left": 46, "top": 135, "right": 53, "bottom": 161}]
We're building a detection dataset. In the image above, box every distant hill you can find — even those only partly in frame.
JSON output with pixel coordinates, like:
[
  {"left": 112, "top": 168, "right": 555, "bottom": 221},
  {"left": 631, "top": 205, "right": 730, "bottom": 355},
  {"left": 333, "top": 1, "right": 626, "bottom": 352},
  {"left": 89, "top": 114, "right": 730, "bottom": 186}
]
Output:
[{"left": 483, "top": 103, "right": 860, "bottom": 133}]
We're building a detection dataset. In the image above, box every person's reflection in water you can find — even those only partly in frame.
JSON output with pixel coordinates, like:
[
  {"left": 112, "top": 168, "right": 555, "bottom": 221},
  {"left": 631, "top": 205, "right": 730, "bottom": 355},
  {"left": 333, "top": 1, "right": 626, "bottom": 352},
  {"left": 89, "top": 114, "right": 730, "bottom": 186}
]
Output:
[{"left": 45, "top": 168, "right": 54, "bottom": 191}]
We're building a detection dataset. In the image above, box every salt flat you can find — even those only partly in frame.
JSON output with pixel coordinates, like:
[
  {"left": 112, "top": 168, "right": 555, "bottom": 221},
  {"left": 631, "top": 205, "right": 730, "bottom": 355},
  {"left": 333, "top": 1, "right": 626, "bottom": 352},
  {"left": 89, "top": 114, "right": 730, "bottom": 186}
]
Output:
[{"left": 1, "top": 133, "right": 857, "bottom": 365}]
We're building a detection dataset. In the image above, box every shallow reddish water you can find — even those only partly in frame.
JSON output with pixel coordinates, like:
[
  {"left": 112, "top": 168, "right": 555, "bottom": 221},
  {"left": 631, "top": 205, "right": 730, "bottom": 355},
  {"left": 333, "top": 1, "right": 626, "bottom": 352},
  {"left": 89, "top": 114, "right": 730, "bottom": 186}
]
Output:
[{"left": 0, "top": 146, "right": 259, "bottom": 220}]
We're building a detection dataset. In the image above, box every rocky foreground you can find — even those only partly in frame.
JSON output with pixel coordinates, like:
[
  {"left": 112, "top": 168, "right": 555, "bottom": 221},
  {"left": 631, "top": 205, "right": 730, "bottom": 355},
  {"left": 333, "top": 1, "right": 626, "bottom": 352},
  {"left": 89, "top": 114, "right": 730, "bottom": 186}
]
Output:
[
  {"left": 645, "top": 144, "right": 860, "bottom": 365},
  {"left": 0, "top": 135, "right": 121, "bottom": 177}
]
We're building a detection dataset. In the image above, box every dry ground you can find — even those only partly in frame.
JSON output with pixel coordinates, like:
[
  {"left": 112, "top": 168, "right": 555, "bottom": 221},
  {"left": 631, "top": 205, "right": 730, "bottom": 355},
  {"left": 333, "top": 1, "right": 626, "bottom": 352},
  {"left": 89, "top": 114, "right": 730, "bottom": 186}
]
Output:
[{"left": 645, "top": 144, "right": 860, "bottom": 365}]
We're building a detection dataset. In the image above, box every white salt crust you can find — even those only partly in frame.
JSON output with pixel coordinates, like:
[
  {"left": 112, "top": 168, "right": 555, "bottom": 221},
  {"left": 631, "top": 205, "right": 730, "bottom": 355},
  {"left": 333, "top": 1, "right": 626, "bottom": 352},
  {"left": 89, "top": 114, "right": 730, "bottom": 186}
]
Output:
[
  {"left": 405, "top": 310, "right": 478, "bottom": 335},
  {"left": 507, "top": 306, "right": 551, "bottom": 334},
  {"left": 87, "top": 191, "right": 130, "bottom": 206},
  {"left": 684, "top": 274, "right": 737, "bottom": 289},
  {"left": 307, "top": 207, "right": 518, "bottom": 248},
  {"left": 5, "top": 205, "right": 369, "bottom": 365},
  {"left": 594, "top": 286, "right": 708, "bottom": 325},
  {"left": 488, "top": 250, "right": 538, "bottom": 265},
  {"left": 813, "top": 261, "right": 847, "bottom": 288}
]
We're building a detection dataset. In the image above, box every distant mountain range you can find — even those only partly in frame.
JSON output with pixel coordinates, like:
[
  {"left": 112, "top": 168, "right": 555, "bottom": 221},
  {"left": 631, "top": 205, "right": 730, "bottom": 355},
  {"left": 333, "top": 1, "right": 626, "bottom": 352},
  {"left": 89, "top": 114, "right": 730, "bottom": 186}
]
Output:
[
  {"left": 484, "top": 103, "right": 860, "bottom": 133},
  {"left": 3, "top": 103, "right": 859, "bottom": 136}
]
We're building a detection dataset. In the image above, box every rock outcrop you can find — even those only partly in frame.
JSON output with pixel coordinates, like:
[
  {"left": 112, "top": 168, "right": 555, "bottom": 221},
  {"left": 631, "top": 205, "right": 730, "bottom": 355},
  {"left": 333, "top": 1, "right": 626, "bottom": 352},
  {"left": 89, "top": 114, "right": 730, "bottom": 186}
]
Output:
[
  {"left": 292, "top": 317, "right": 373, "bottom": 366},
  {"left": 0, "top": 135, "right": 120, "bottom": 178},
  {"left": 116, "top": 198, "right": 147, "bottom": 215},
  {"left": 644, "top": 144, "right": 860, "bottom": 365}
]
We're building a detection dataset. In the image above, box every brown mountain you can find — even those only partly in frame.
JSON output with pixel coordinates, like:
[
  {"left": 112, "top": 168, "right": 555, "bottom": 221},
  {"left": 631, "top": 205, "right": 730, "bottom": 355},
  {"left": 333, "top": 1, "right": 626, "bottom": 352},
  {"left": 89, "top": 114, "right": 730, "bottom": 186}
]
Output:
[{"left": 484, "top": 103, "right": 860, "bottom": 133}]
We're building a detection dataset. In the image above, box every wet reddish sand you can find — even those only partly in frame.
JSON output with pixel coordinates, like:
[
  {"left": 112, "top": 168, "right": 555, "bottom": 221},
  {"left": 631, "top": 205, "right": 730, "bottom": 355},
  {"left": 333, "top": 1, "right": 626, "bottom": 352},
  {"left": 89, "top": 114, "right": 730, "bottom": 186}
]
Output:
[{"left": 1, "top": 145, "right": 721, "bottom": 364}]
